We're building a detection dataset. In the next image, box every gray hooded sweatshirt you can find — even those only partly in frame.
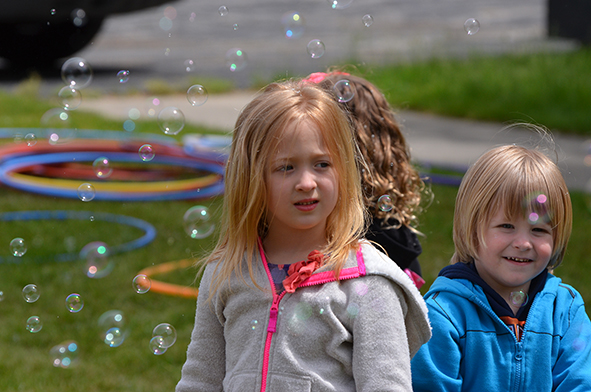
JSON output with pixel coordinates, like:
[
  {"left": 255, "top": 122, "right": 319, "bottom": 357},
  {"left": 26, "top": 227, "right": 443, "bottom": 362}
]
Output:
[{"left": 176, "top": 241, "right": 431, "bottom": 392}]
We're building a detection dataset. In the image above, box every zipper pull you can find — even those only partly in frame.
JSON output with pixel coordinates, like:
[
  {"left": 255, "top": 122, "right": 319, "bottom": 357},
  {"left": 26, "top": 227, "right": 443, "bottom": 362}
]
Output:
[{"left": 268, "top": 303, "right": 278, "bottom": 333}]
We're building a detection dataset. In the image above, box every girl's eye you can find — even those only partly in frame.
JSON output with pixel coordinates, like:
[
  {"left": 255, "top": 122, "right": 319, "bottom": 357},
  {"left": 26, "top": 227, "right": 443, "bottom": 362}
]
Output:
[
  {"left": 316, "top": 162, "right": 330, "bottom": 168},
  {"left": 500, "top": 223, "right": 514, "bottom": 229},
  {"left": 533, "top": 227, "right": 551, "bottom": 234},
  {"left": 278, "top": 164, "right": 293, "bottom": 172}
]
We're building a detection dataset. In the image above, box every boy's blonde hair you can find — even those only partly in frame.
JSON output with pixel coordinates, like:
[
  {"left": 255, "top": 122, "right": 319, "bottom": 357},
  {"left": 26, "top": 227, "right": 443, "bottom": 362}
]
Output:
[
  {"left": 452, "top": 144, "right": 572, "bottom": 269},
  {"left": 206, "top": 80, "right": 366, "bottom": 294}
]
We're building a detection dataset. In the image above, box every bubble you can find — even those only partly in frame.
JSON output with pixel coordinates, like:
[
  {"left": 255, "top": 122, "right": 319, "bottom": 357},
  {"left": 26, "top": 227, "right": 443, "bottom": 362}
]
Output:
[
  {"left": 81, "top": 241, "right": 113, "bottom": 278},
  {"left": 225, "top": 48, "right": 247, "bottom": 72},
  {"left": 152, "top": 323, "right": 177, "bottom": 348},
  {"left": 26, "top": 316, "right": 43, "bottom": 333},
  {"left": 0, "top": 291, "right": 4, "bottom": 301},
  {"left": 117, "top": 70, "right": 130, "bottom": 83},
  {"left": 132, "top": 274, "right": 151, "bottom": 294},
  {"left": 65, "top": 293, "right": 84, "bottom": 313},
  {"left": 149, "top": 336, "right": 167, "bottom": 355},
  {"left": 218, "top": 6, "right": 229, "bottom": 16},
  {"left": 98, "top": 310, "right": 127, "bottom": 347},
  {"left": 510, "top": 290, "right": 528, "bottom": 307},
  {"left": 10, "top": 237, "right": 27, "bottom": 257},
  {"left": 377, "top": 195, "right": 394, "bottom": 212},
  {"left": 346, "top": 303, "right": 360, "bottom": 318},
  {"left": 128, "top": 108, "right": 140, "bottom": 120},
  {"left": 25, "top": 133, "right": 37, "bottom": 146},
  {"left": 250, "top": 320, "right": 259, "bottom": 330},
  {"left": 327, "top": 0, "right": 354, "bottom": 10},
  {"left": 158, "top": 107, "right": 185, "bottom": 135},
  {"left": 50, "top": 341, "right": 79, "bottom": 368},
  {"left": 61, "top": 57, "right": 93, "bottom": 89},
  {"left": 159, "top": 17, "right": 173, "bottom": 31},
  {"left": 464, "top": 18, "right": 480, "bottom": 35},
  {"left": 58, "top": 86, "right": 82, "bottom": 110},
  {"left": 139, "top": 144, "right": 155, "bottom": 162},
  {"left": 163, "top": 5, "right": 177, "bottom": 19},
  {"left": 50, "top": 8, "right": 56, "bottom": 15},
  {"left": 71, "top": 8, "right": 87, "bottom": 27},
  {"left": 77, "top": 183, "right": 96, "bottom": 202},
  {"left": 306, "top": 39, "right": 325, "bottom": 59},
  {"left": 355, "top": 282, "right": 369, "bottom": 296},
  {"left": 362, "top": 14, "right": 374, "bottom": 27},
  {"left": 523, "top": 192, "right": 550, "bottom": 224},
  {"left": 22, "top": 284, "right": 39, "bottom": 303},
  {"left": 92, "top": 157, "right": 112, "bottom": 179},
  {"left": 123, "top": 119, "right": 135, "bottom": 132},
  {"left": 281, "top": 11, "right": 305, "bottom": 39},
  {"left": 184, "top": 59, "right": 195, "bottom": 72},
  {"left": 187, "top": 84, "right": 208, "bottom": 106},
  {"left": 334, "top": 79, "right": 354, "bottom": 102},
  {"left": 233, "top": 23, "right": 239, "bottom": 31},
  {"left": 183, "top": 206, "right": 215, "bottom": 239}
]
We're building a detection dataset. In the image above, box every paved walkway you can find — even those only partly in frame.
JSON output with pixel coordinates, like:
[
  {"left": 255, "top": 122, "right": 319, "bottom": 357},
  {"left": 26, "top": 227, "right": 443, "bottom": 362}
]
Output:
[{"left": 79, "top": 91, "right": 590, "bottom": 192}]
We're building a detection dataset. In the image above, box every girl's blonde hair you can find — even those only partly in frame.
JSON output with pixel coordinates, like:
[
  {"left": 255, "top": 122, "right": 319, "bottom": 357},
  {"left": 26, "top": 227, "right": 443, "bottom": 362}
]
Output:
[
  {"left": 452, "top": 144, "right": 572, "bottom": 269},
  {"left": 315, "top": 72, "right": 425, "bottom": 230},
  {"left": 206, "top": 79, "right": 366, "bottom": 295}
]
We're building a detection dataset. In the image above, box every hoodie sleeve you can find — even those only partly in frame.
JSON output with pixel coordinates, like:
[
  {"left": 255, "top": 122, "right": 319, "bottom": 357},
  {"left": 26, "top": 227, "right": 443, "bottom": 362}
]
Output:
[{"left": 176, "top": 264, "right": 225, "bottom": 392}]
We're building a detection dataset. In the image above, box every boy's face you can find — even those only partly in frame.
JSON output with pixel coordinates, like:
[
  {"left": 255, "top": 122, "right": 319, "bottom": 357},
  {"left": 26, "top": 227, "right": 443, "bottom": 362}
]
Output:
[{"left": 474, "top": 204, "right": 553, "bottom": 303}]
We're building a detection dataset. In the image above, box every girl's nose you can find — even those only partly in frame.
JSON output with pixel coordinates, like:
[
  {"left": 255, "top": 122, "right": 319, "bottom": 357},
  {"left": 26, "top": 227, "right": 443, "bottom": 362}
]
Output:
[
  {"left": 295, "top": 170, "right": 316, "bottom": 192},
  {"left": 513, "top": 233, "right": 533, "bottom": 251}
]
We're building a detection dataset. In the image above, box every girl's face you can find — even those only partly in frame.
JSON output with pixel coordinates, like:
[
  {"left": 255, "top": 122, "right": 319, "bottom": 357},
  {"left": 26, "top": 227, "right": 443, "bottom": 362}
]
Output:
[
  {"left": 265, "top": 119, "right": 339, "bottom": 241},
  {"left": 474, "top": 204, "right": 553, "bottom": 302}
]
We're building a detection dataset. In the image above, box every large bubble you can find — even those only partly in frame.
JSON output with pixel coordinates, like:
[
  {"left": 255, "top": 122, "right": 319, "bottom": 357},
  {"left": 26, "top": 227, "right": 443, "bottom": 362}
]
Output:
[
  {"left": 183, "top": 206, "right": 215, "bottom": 239},
  {"left": 158, "top": 107, "right": 185, "bottom": 135},
  {"left": 98, "top": 310, "right": 128, "bottom": 347},
  {"left": 61, "top": 57, "right": 93, "bottom": 89},
  {"left": 81, "top": 241, "right": 113, "bottom": 278}
]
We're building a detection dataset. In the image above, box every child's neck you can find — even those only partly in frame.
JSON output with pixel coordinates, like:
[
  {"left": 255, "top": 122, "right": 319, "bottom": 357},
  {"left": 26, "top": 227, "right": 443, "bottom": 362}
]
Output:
[{"left": 262, "top": 231, "right": 326, "bottom": 265}]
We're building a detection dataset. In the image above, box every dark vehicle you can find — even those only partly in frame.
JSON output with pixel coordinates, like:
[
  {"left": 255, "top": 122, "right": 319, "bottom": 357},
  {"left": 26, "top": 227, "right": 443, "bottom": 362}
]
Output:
[{"left": 0, "top": 0, "right": 174, "bottom": 66}]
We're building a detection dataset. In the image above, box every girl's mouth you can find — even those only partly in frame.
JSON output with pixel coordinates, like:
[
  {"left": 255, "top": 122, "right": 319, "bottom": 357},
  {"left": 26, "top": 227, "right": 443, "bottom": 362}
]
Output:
[{"left": 505, "top": 256, "right": 533, "bottom": 263}]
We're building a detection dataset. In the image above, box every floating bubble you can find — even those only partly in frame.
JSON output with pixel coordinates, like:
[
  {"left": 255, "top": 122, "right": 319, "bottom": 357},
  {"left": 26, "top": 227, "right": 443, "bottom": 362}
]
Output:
[
  {"left": 50, "top": 341, "right": 79, "bottom": 368},
  {"left": 149, "top": 336, "right": 167, "bottom": 355},
  {"left": 152, "top": 323, "right": 177, "bottom": 348},
  {"left": 128, "top": 108, "right": 140, "bottom": 120},
  {"left": 58, "top": 86, "right": 82, "bottom": 110},
  {"left": 362, "top": 14, "right": 374, "bottom": 27},
  {"left": 0, "top": 291, "right": 4, "bottom": 301},
  {"left": 377, "top": 195, "right": 393, "bottom": 212},
  {"left": 464, "top": 18, "right": 480, "bottom": 35},
  {"left": 510, "top": 290, "right": 528, "bottom": 307},
  {"left": 225, "top": 48, "right": 247, "bottom": 72},
  {"left": 26, "top": 316, "right": 43, "bottom": 333},
  {"left": 523, "top": 192, "right": 550, "bottom": 224},
  {"left": 327, "top": 0, "right": 354, "bottom": 10},
  {"left": 50, "top": 8, "right": 56, "bottom": 15},
  {"left": 22, "top": 284, "right": 39, "bottom": 303},
  {"left": 183, "top": 206, "right": 215, "bottom": 239},
  {"left": 158, "top": 107, "right": 185, "bottom": 135},
  {"left": 250, "top": 320, "right": 259, "bottom": 330},
  {"left": 139, "top": 144, "right": 155, "bottom": 161},
  {"left": 281, "top": 11, "right": 305, "bottom": 39},
  {"left": 184, "top": 59, "right": 195, "bottom": 72},
  {"left": 117, "top": 70, "right": 130, "bottom": 83},
  {"left": 77, "top": 183, "right": 96, "bottom": 202},
  {"left": 71, "top": 8, "right": 87, "bottom": 27},
  {"left": 189, "top": 12, "right": 196, "bottom": 22},
  {"left": 306, "top": 39, "right": 325, "bottom": 59},
  {"left": 65, "top": 293, "right": 84, "bottom": 313},
  {"left": 159, "top": 17, "right": 173, "bottom": 31},
  {"left": 233, "top": 23, "right": 239, "bottom": 31},
  {"left": 10, "top": 237, "right": 27, "bottom": 257},
  {"left": 98, "top": 310, "right": 127, "bottom": 347},
  {"left": 187, "top": 84, "right": 208, "bottom": 106},
  {"left": 334, "top": 79, "right": 354, "bottom": 102},
  {"left": 163, "top": 6, "right": 177, "bottom": 20},
  {"left": 61, "top": 57, "right": 93, "bottom": 89},
  {"left": 92, "top": 157, "right": 112, "bottom": 179},
  {"left": 81, "top": 241, "right": 113, "bottom": 278},
  {"left": 25, "top": 133, "right": 37, "bottom": 146},
  {"left": 123, "top": 119, "right": 135, "bottom": 132},
  {"left": 218, "top": 6, "right": 229, "bottom": 16},
  {"left": 132, "top": 274, "right": 151, "bottom": 294}
]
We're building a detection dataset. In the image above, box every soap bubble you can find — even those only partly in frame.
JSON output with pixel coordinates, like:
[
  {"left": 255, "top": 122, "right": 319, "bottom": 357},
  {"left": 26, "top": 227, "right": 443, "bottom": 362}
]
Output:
[
  {"left": 225, "top": 48, "right": 247, "bottom": 72},
  {"left": 71, "top": 8, "right": 87, "bottom": 27},
  {"left": 334, "top": 79, "right": 354, "bottom": 102},
  {"left": 0, "top": 291, "right": 4, "bottom": 301},
  {"left": 22, "top": 284, "right": 39, "bottom": 303},
  {"left": 362, "top": 14, "right": 374, "bottom": 27},
  {"left": 281, "top": 11, "right": 305, "bottom": 39},
  {"left": 50, "top": 341, "right": 79, "bottom": 368},
  {"left": 510, "top": 290, "right": 528, "bottom": 307},
  {"left": 139, "top": 144, "right": 155, "bottom": 162},
  {"left": 61, "top": 57, "right": 93, "bottom": 89},
  {"left": 152, "top": 323, "right": 177, "bottom": 348},
  {"left": 464, "top": 18, "right": 480, "bottom": 35},
  {"left": 233, "top": 23, "right": 239, "bottom": 31},
  {"left": 25, "top": 133, "right": 37, "bottom": 146},
  {"left": 93, "top": 157, "right": 112, "bottom": 179},
  {"left": 81, "top": 241, "right": 113, "bottom": 278},
  {"left": 26, "top": 316, "right": 43, "bottom": 333},
  {"left": 187, "top": 84, "right": 208, "bottom": 106},
  {"left": 77, "top": 183, "right": 96, "bottom": 202},
  {"left": 132, "top": 274, "right": 151, "bottom": 294},
  {"left": 250, "top": 320, "right": 259, "bottom": 330},
  {"left": 306, "top": 39, "right": 325, "bottom": 59},
  {"left": 117, "top": 70, "right": 130, "bottom": 83},
  {"left": 98, "top": 310, "right": 128, "bottom": 347},
  {"left": 10, "top": 237, "right": 27, "bottom": 257},
  {"left": 183, "top": 206, "right": 215, "bottom": 239},
  {"left": 158, "top": 107, "right": 185, "bottom": 135},
  {"left": 377, "top": 195, "right": 393, "bottom": 212},
  {"left": 149, "top": 336, "right": 167, "bottom": 355},
  {"left": 58, "top": 86, "right": 82, "bottom": 110},
  {"left": 218, "top": 6, "right": 229, "bottom": 16},
  {"left": 523, "top": 192, "right": 550, "bottom": 224},
  {"left": 65, "top": 293, "right": 84, "bottom": 313},
  {"left": 184, "top": 59, "right": 195, "bottom": 72},
  {"left": 327, "top": 0, "right": 354, "bottom": 10}
]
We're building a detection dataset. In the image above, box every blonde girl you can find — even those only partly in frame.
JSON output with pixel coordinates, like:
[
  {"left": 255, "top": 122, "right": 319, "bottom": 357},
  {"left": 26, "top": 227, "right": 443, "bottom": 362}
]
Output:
[{"left": 176, "top": 80, "right": 431, "bottom": 392}]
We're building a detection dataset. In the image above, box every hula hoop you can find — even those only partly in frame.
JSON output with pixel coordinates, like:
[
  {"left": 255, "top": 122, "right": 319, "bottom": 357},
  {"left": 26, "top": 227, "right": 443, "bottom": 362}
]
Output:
[
  {"left": 138, "top": 259, "right": 199, "bottom": 299},
  {"left": 0, "top": 210, "right": 156, "bottom": 264}
]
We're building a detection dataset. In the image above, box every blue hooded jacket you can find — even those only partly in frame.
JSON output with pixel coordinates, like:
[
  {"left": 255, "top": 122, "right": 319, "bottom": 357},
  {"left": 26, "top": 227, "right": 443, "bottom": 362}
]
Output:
[{"left": 411, "top": 270, "right": 591, "bottom": 391}]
